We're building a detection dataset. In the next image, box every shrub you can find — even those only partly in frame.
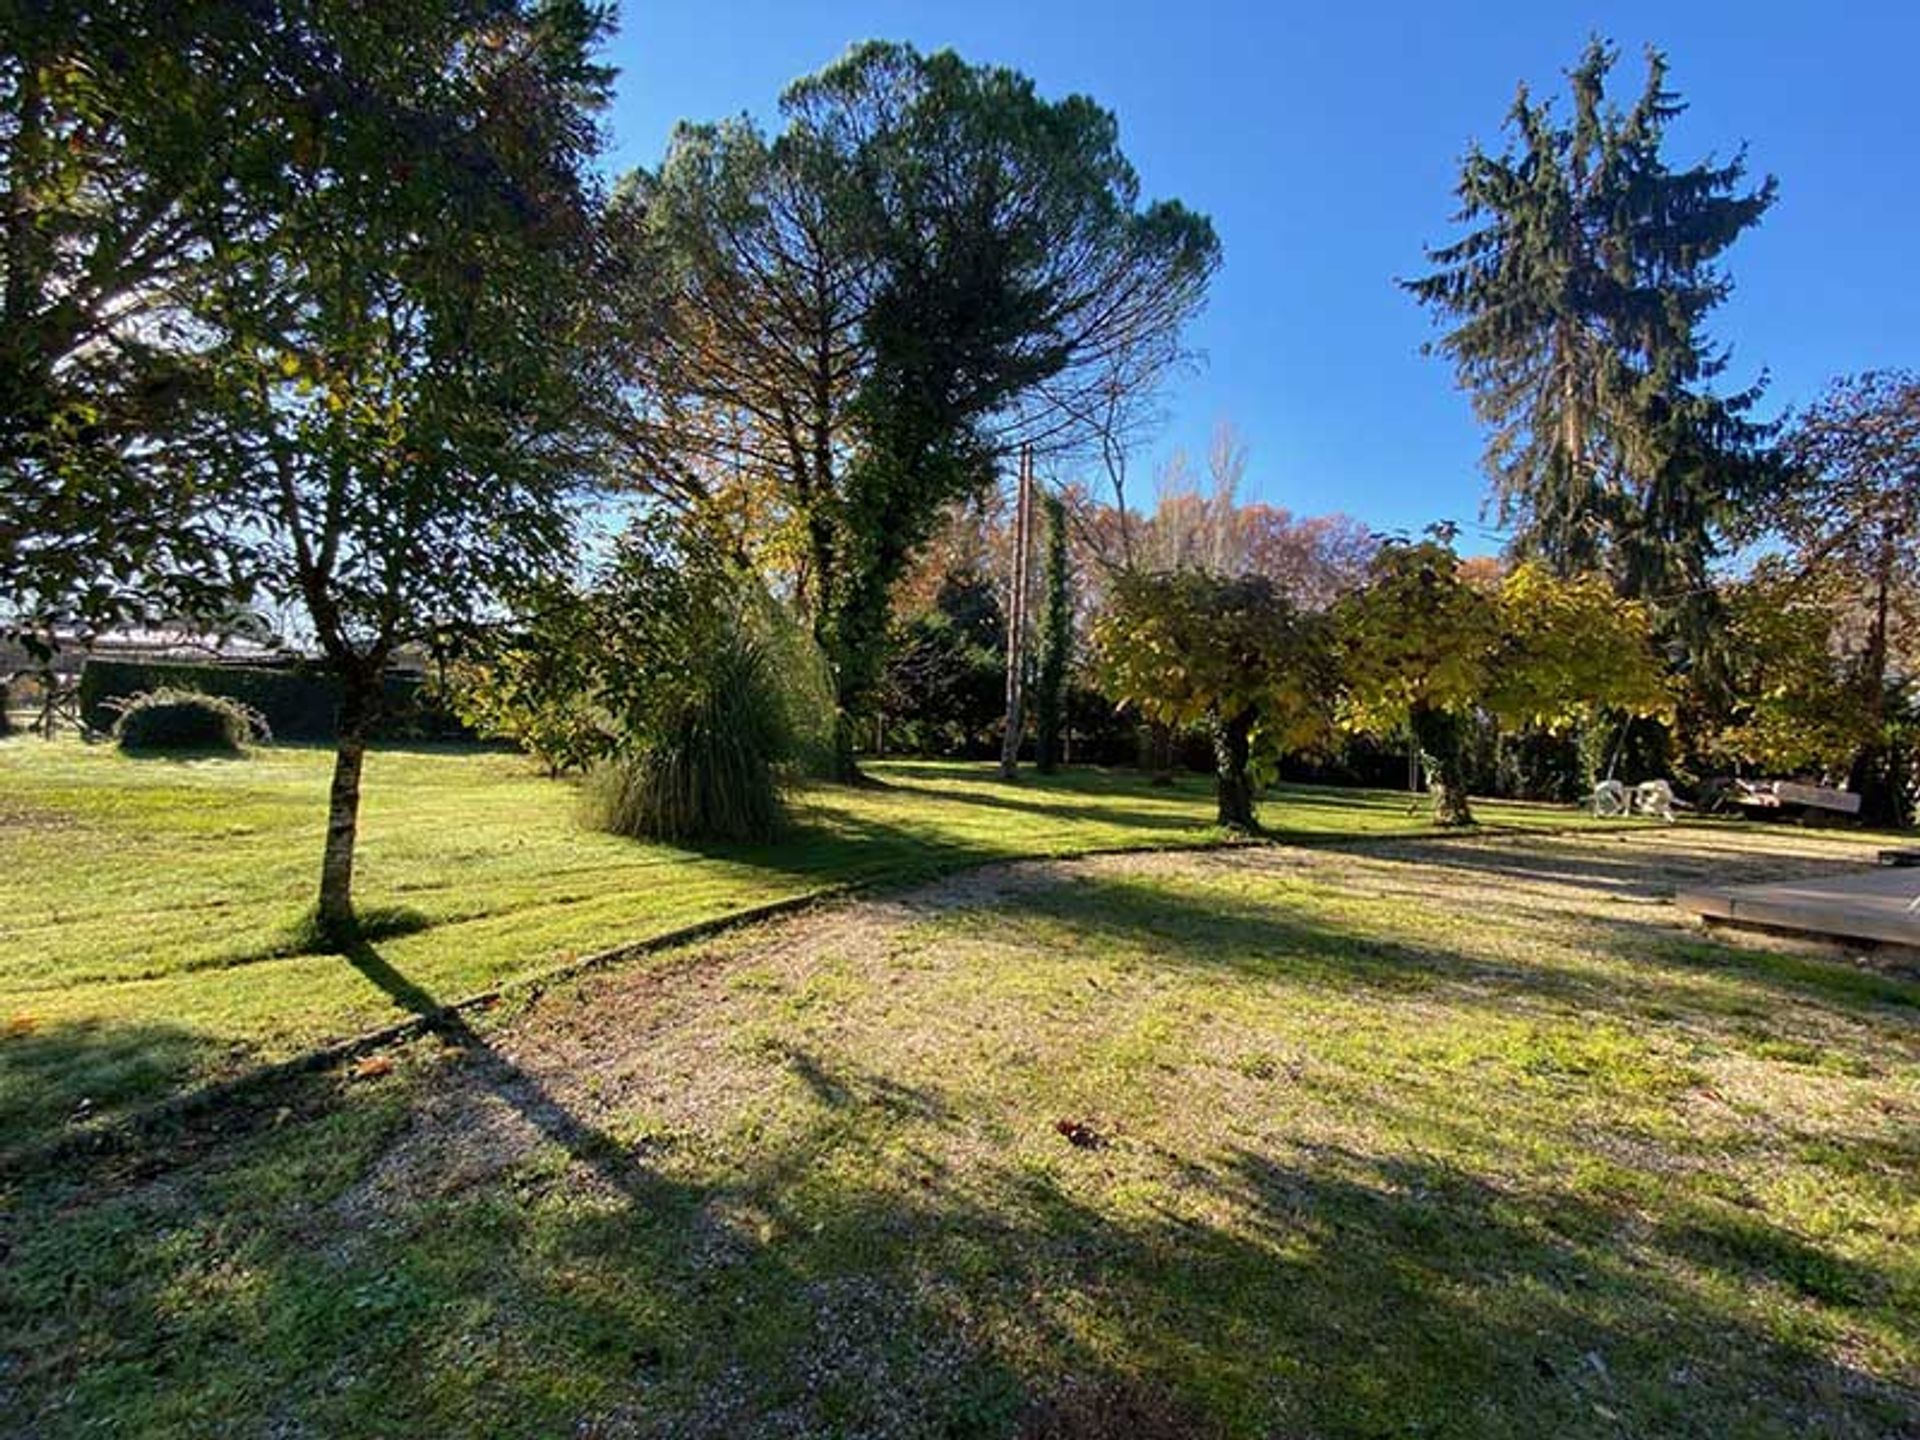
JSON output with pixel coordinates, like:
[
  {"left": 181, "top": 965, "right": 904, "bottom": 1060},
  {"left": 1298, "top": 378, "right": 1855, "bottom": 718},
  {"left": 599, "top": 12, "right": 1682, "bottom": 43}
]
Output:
[
  {"left": 442, "top": 577, "right": 612, "bottom": 776},
  {"left": 112, "top": 688, "right": 268, "bottom": 755}
]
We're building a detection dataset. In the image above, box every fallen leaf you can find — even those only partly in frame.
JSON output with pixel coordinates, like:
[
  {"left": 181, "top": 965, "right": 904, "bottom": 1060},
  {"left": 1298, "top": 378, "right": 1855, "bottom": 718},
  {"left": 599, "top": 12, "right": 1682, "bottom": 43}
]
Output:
[
  {"left": 1054, "top": 1118, "right": 1106, "bottom": 1149},
  {"left": 351, "top": 1055, "right": 395, "bottom": 1080}
]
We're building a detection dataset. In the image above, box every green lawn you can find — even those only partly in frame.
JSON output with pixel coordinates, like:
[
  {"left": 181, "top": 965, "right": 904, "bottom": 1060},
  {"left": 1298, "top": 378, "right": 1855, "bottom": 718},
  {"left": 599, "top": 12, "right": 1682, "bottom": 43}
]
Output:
[
  {"left": 1, "top": 736, "right": 1629, "bottom": 1154},
  {"left": 3, "top": 827, "right": 1914, "bottom": 1437}
]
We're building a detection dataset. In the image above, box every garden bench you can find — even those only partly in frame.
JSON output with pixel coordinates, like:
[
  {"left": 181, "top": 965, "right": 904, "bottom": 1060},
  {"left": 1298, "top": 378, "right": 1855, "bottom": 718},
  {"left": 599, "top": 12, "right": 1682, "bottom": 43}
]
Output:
[{"left": 1720, "top": 780, "right": 1861, "bottom": 819}]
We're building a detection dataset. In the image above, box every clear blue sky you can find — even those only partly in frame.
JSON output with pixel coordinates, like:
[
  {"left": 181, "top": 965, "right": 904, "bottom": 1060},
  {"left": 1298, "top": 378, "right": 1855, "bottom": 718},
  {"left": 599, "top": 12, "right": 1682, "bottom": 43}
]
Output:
[{"left": 601, "top": 1, "right": 1917, "bottom": 550}]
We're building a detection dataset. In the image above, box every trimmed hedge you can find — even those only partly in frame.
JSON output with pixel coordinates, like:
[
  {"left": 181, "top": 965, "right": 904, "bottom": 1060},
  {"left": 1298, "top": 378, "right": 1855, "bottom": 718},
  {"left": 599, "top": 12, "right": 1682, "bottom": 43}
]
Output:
[
  {"left": 78, "top": 660, "right": 470, "bottom": 743},
  {"left": 113, "top": 689, "right": 262, "bottom": 754}
]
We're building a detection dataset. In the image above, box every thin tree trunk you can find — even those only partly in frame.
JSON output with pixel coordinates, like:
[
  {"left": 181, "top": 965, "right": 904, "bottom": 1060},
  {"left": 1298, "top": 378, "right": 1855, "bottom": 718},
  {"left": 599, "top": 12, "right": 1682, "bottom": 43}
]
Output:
[
  {"left": 316, "top": 673, "right": 376, "bottom": 938},
  {"left": 1213, "top": 709, "right": 1257, "bottom": 831},
  {"left": 37, "top": 661, "right": 56, "bottom": 740},
  {"left": 830, "top": 708, "right": 860, "bottom": 784},
  {"left": 1850, "top": 522, "right": 1900, "bottom": 826},
  {"left": 999, "top": 445, "right": 1034, "bottom": 780},
  {"left": 1149, "top": 720, "right": 1176, "bottom": 786}
]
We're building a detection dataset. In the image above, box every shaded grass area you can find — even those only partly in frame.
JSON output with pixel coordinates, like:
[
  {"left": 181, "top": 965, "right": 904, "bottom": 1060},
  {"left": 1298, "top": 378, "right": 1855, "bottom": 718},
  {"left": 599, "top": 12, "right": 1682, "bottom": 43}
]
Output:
[
  {"left": 0, "top": 737, "right": 1665, "bottom": 1153},
  {"left": 2, "top": 831, "right": 1913, "bottom": 1437}
]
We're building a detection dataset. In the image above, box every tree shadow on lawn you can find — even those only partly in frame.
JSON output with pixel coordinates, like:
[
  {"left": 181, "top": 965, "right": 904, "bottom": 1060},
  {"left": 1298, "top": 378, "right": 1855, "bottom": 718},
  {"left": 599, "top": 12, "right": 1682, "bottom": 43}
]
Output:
[
  {"left": 335, "top": 933, "right": 667, "bottom": 1207},
  {"left": 12, "top": 1013, "right": 1914, "bottom": 1438},
  {"left": 839, "top": 774, "right": 1213, "bottom": 837},
  {"left": 0, "top": 1015, "right": 207, "bottom": 1153},
  {"left": 982, "top": 859, "right": 1919, "bottom": 1083},
  {"left": 870, "top": 761, "right": 1207, "bottom": 798},
  {"left": 668, "top": 796, "right": 1146, "bottom": 893},
  {"left": 975, "top": 860, "right": 1708, "bottom": 1010},
  {"left": 1332, "top": 837, "right": 1920, "bottom": 1018},
  {"left": 8, "top": 840, "right": 1915, "bottom": 1434},
  {"left": 1358, "top": 828, "right": 1878, "bottom": 900},
  {"left": 1578, "top": 910, "right": 1920, "bottom": 1021}
]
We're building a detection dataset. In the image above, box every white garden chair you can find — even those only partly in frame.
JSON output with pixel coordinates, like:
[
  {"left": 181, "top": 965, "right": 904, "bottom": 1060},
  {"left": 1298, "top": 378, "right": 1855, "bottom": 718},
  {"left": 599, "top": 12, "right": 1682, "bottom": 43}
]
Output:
[
  {"left": 1631, "top": 779, "right": 1678, "bottom": 822},
  {"left": 1591, "top": 779, "right": 1628, "bottom": 818}
]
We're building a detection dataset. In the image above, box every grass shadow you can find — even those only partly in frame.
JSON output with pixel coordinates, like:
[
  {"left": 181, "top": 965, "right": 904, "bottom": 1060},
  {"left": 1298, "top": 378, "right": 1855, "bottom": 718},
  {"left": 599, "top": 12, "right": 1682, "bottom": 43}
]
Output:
[
  {"left": 0, "top": 1016, "right": 208, "bottom": 1148},
  {"left": 7, "top": 909, "right": 1917, "bottom": 1435}
]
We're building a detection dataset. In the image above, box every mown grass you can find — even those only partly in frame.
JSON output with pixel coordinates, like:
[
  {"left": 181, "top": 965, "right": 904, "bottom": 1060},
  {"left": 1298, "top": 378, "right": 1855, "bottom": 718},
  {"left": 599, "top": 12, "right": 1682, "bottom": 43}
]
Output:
[
  {"left": 2, "top": 829, "right": 1913, "bottom": 1437},
  {"left": 0, "top": 737, "right": 1651, "bottom": 1153}
]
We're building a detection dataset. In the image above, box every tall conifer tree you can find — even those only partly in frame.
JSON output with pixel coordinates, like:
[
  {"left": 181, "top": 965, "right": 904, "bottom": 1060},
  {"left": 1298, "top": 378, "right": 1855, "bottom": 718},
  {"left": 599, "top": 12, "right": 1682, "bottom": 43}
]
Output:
[{"left": 1406, "top": 39, "right": 1775, "bottom": 653}]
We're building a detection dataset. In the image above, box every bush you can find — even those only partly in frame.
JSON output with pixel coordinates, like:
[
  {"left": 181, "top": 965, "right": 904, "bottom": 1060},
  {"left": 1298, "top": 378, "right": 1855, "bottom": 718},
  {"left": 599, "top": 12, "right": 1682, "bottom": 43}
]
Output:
[{"left": 112, "top": 688, "right": 268, "bottom": 755}]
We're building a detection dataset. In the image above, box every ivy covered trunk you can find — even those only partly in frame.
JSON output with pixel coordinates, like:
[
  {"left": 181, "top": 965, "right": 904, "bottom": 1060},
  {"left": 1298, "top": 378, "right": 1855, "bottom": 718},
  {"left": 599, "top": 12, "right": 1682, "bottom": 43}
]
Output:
[
  {"left": 1212, "top": 707, "right": 1257, "bottom": 832},
  {"left": 317, "top": 669, "right": 380, "bottom": 937},
  {"left": 1033, "top": 492, "right": 1071, "bottom": 775},
  {"left": 1409, "top": 702, "right": 1475, "bottom": 826}
]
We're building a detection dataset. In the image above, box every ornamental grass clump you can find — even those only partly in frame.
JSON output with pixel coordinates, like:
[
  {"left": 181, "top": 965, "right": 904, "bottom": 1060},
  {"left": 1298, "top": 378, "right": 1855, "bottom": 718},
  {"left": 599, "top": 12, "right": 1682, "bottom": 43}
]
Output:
[
  {"left": 586, "top": 627, "right": 795, "bottom": 843},
  {"left": 582, "top": 515, "right": 833, "bottom": 845}
]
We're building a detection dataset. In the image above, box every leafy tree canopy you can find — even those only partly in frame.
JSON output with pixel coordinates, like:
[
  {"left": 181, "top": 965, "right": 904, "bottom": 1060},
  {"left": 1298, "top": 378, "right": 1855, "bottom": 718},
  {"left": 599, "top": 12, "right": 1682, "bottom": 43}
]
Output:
[
  {"left": 1338, "top": 533, "right": 1668, "bottom": 822},
  {"left": 185, "top": 0, "right": 618, "bottom": 931},
  {"left": 1094, "top": 568, "right": 1335, "bottom": 828},
  {"left": 1711, "top": 561, "right": 1884, "bottom": 779},
  {"left": 2, "top": 0, "right": 252, "bottom": 646},
  {"left": 616, "top": 41, "right": 1219, "bottom": 770}
]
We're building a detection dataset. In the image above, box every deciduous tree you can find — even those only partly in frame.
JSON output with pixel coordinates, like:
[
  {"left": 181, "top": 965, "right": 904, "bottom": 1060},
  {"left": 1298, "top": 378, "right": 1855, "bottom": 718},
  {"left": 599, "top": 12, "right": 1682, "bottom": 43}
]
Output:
[
  {"left": 1094, "top": 569, "right": 1334, "bottom": 830},
  {"left": 1759, "top": 371, "right": 1920, "bottom": 822},
  {"left": 1339, "top": 533, "right": 1667, "bottom": 824},
  {"left": 1, "top": 1, "right": 248, "bottom": 648},
  {"left": 204, "top": 0, "right": 617, "bottom": 935}
]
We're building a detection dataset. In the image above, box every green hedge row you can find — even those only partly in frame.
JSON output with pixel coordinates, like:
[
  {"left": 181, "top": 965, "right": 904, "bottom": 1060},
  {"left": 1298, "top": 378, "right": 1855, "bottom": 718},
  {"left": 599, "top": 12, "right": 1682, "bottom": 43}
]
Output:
[{"left": 77, "top": 660, "right": 471, "bottom": 743}]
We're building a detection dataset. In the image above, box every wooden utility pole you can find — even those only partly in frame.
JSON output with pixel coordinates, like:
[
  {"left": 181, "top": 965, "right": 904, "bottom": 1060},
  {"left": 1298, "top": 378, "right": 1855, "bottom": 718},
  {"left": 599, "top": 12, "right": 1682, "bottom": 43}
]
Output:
[{"left": 998, "top": 444, "right": 1035, "bottom": 780}]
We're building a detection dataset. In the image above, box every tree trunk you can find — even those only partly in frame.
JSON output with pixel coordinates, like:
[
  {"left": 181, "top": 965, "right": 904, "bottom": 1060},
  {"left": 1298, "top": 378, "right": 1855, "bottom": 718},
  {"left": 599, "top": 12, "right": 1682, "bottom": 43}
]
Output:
[
  {"left": 316, "top": 673, "right": 376, "bottom": 939},
  {"left": 1033, "top": 491, "right": 1071, "bottom": 775},
  {"left": 1850, "top": 521, "right": 1901, "bottom": 827},
  {"left": 999, "top": 445, "right": 1035, "bottom": 781},
  {"left": 830, "top": 708, "right": 861, "bottom": 784},
  {"left": 1410, "top": 703, "right": 1475, "bottom": 826},
  {"left": 1212, "top": 709, "right": 1257, "bottom": 831},
  {"left": 36, "top": 661, "right": 57, "bottom": 740},
  {"left": 1848, "top": 745, "right": 1907, "bottom": 829},
  {"left": 1149, "top": 720, "right": 1176, "bottom": 786}
]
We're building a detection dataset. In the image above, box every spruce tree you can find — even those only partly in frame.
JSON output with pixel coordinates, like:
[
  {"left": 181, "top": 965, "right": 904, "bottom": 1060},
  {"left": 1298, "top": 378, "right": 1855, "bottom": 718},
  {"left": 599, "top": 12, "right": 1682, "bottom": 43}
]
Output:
[{"left": 1405, "top": 39, "right": 1775, "bottom": 646}]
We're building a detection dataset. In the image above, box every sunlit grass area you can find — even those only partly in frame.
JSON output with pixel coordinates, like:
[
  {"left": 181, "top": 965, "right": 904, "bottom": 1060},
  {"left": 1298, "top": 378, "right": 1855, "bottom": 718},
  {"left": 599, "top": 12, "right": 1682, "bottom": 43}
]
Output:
[
  {"left": 0, "top": 737, "right": 1646, "bottom": 1152},
  {"left": 5, "top": 829, "right": 1914, "bottom": 1437}
]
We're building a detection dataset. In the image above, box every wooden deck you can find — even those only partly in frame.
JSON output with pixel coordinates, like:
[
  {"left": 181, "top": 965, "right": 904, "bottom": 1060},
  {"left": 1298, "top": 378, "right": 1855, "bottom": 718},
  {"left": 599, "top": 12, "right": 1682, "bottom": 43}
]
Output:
[{"left": 1678, "top": 866, "right": 1920, "bottom": 947}]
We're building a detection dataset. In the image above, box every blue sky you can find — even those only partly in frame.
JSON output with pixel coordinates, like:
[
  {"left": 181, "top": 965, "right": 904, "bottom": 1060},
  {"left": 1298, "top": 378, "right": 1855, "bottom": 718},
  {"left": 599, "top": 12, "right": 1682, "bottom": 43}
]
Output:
[{"left": 601, "top": 2, "right": 1917, "bottom": 551}]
